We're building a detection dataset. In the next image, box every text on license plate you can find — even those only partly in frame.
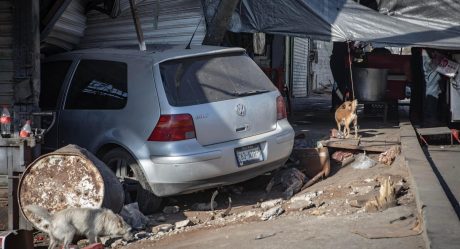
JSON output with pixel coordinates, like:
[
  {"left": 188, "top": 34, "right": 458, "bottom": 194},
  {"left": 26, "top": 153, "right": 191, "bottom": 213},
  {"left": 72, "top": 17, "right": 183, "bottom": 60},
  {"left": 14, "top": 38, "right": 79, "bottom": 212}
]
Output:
[{"left": 235, "top": 144, "right": 264, "bottom": 167}]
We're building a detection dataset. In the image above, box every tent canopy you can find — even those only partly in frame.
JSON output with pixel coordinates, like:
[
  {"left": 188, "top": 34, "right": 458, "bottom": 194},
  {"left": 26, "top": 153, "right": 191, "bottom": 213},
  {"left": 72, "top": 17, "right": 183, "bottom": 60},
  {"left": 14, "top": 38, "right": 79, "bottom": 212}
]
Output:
[{"left": 213, "top": 0, "right": 460, "bottom": 49}]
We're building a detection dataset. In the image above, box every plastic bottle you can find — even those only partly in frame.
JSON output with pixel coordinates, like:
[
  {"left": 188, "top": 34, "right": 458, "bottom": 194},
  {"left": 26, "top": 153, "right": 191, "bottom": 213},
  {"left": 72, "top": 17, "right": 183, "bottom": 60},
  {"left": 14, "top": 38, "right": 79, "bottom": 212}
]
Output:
[
  {"left": 20, "top": 120, "right": 32, "bottom": 138},
  {"left": 0, "top": 107, "right": 11, "bottom": 138}
]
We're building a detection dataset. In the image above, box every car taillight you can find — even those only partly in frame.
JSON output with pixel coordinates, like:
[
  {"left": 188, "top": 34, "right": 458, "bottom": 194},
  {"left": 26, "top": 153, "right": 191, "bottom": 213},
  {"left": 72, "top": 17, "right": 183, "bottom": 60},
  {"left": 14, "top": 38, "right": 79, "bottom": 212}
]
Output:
[
  {"left": 276, "top": 96, "right": 287, "bottom": 120},
  {"left": 148, "top": 114, "right": 196, "bottom": 141}
]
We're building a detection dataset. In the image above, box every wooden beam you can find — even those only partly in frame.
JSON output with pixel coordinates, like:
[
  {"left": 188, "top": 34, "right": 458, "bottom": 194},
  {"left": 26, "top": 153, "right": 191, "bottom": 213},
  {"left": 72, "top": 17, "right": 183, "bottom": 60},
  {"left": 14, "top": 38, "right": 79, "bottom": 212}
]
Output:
[
  {"left": 129, "top": 0, "right": 146, "bottom": 51},
  {"left": 202, "top": 0, "right": 239, "bottom": 46}
]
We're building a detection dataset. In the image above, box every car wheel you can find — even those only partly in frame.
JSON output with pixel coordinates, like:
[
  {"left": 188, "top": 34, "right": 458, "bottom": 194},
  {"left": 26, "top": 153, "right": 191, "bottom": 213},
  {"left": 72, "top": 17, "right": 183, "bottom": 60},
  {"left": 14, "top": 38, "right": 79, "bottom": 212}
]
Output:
[{"left": 101, "top": 147, "right": 162, "bottom": 214}]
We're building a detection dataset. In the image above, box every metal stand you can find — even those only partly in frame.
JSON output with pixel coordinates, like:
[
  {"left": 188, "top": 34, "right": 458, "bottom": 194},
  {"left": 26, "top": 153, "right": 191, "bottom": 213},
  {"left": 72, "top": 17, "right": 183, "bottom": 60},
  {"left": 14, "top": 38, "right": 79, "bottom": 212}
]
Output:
[
  {"left": 360, "top": 101, "right": 389, "bottom": 123},
  {"left": 0, "top": 137, "right": 35, "bottom": 231}
]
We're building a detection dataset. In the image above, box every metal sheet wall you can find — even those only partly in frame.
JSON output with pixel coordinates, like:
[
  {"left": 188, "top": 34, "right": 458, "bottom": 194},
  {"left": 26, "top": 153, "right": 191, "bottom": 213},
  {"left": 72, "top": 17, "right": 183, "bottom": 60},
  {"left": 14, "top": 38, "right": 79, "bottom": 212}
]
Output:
[
  {"left": 0, "top": 0, "right": 14, "bottom": 105},
  {"left": 43, "top": 0, "right": 87, "bottom": 51},
  {"left": 80, "top": 0, "right": 205, "bottom": 48},
  {"left": 291, "top": 37, "right": 310, "bottom": 98}
]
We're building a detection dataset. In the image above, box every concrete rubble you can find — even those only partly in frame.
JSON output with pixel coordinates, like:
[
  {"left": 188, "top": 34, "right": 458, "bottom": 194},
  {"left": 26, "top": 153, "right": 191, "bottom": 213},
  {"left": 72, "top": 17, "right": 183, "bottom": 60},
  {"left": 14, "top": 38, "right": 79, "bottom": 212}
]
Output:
[
  {"left": 261, "top": 206, "right": 284, "bottom": 221},
  {"left": 175, "top": 219, "right": 192, "bottom": 229}
]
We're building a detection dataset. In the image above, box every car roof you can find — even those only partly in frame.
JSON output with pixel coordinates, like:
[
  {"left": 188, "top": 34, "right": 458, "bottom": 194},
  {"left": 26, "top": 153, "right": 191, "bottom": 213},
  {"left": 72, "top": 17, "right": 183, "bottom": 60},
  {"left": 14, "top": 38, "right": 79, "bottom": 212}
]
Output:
[{"left": 49, "top": 45, "right": 246, "bottom": 64}]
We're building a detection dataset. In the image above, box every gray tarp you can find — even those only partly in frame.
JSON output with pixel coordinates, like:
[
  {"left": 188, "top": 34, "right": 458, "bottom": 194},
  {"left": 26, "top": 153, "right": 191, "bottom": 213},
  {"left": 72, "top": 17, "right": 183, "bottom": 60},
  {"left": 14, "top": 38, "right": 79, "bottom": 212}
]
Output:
[{"left": 213, "top": 0, "right": 460, "bottom": 49}]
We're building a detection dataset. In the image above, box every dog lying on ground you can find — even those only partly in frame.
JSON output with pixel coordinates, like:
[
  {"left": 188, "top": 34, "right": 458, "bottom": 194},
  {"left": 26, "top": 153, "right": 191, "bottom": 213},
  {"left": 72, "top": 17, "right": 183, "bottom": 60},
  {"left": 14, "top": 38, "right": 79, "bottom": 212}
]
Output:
[
  {"left": 334, "top": 99, "right": 359, "bottom": 138},
  {"left": 25, "top": 205, "right": 133, "bottom": 249}
]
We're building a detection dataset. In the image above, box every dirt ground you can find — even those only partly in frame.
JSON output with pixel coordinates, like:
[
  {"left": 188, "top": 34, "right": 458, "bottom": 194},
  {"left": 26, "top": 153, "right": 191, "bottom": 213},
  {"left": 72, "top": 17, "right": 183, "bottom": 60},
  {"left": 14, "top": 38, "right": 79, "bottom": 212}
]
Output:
[
  {"left": 121, "top": 155, "right": 424, "bottom": 249},
  {"left": 30, "top": 93, "right": 424, "bottom": 249},
  {"left": 110, "top": 94, "right": 425, "bottom": 249}
]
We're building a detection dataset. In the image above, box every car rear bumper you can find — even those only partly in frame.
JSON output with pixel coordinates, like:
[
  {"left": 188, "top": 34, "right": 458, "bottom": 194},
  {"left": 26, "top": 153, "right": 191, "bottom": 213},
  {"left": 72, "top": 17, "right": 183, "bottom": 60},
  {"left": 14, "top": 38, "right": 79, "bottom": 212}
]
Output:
[
  {"left": 142, "top": 121, "right": 294, "bottom": 196},
  {"left": 149, "top": 157, "right": 287, "bottom": 196}
]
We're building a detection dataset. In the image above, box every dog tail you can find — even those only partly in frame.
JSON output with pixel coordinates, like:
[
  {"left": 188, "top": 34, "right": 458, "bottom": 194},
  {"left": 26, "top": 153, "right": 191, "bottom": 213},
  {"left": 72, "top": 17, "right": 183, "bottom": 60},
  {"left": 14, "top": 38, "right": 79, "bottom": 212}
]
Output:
[{"left": 24, "top": 205, "right": 52, "bottom": 223}]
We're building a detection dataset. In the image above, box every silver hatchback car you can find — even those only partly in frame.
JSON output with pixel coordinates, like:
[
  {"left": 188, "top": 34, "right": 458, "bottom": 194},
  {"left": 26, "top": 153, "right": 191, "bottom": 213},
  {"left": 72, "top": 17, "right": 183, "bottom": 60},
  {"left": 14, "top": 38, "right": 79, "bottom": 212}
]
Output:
[{"left": 40, "top": 46, "right": 294, "bottom": 212}]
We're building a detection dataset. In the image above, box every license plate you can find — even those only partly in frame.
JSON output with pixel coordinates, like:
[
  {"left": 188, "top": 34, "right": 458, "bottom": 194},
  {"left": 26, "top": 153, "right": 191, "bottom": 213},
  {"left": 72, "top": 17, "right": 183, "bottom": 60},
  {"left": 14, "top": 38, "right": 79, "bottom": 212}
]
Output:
[{"left": 235, "top": 144, "right": 264, "bottom": 167}]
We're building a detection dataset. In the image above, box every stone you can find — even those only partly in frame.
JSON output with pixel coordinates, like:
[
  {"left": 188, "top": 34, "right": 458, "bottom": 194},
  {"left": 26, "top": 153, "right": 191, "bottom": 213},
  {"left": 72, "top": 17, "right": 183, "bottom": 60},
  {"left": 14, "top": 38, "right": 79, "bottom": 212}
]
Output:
[
  {"left": 134, "top": 231, "right": 152, "bottom": 239},
  {"left": 162, "top": 206, "right": 180, "bottom": 214},
  {"left": 260, "top": 198, "right": 283, "bottom": 209},
  {"left": 152, "top": 224, "right": 174, "bottom": 234},
  {"left": 237, "top": 210, "right": 258, "bottom": 219},
  {"left": 156, "top": 215, "right": 166, "bottom": 222},
  {"left": 175, "top": 219, "right": 192, "bottom": 229},
  {"left": 286, "top": 200, "right": 315, "bottom": 211},
  {"left": 351, "top": 185, "right": 374, "bottom": 195},
  {"left": 261, "top": 206, "right": 284, "bottom": 221},
  {"left": 290, "top": 191, "right": 317, "bottom": 202}
]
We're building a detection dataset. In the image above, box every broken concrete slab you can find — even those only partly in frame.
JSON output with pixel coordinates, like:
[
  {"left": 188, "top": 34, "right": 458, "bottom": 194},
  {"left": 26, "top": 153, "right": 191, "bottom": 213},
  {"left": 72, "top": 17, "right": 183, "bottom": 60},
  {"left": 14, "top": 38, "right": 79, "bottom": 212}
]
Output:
[
  {"left": 175, "top": 219, "right": 192, "bottom": 229},
  {"left": 261, "top": 198, "right": 283, "bottom": 209},
  {"left": 152, "top": 224, "right": 174, "bottom": 234},
  {"left": 291, "top": 191, "right": 320, "bottom": 202},
  {"left": 261, "top": 206, "right": 284, "bottom": 221},
  {"left": 285, "top": 200, "right": 315, "bottom": 212}
]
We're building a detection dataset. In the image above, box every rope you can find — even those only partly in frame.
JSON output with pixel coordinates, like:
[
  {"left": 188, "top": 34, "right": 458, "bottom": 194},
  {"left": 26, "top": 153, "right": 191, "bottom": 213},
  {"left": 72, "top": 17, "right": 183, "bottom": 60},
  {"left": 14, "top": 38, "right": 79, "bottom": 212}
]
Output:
[{"left": 347, "top": 41, "right": 355, "bottom": 100}]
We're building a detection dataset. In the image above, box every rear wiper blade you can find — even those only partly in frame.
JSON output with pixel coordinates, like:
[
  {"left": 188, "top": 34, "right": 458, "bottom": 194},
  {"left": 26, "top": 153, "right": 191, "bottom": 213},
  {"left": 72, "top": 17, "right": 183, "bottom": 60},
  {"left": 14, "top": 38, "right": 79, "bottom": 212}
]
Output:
[{"left": 232, "top": 90, "right": 269, "bottom": 97}]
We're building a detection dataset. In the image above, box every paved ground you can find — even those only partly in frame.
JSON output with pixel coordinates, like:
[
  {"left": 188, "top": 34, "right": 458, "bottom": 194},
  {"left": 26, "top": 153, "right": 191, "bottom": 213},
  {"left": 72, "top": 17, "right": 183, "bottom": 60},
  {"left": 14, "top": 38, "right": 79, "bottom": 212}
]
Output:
[
  {"left": 400, "top": 121, "right": 460, "bottom": 249},
  {"left": 425, "top": 145, "right": 460, "bottom": 218}
]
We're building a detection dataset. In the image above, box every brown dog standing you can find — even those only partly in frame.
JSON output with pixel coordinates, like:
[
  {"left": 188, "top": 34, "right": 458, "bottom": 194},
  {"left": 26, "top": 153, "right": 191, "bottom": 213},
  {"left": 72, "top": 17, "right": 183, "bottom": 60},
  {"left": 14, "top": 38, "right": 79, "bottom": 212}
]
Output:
[{"left": 335, "top": 99, "right": 358, "bottom": 138}]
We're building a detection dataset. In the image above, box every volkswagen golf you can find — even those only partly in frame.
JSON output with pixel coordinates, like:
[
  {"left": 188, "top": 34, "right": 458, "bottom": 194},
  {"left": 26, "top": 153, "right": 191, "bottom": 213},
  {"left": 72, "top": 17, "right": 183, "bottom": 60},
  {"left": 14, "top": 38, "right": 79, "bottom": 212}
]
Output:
[{"left": 40, "top": 45, "right": 295, "bottom": 213}]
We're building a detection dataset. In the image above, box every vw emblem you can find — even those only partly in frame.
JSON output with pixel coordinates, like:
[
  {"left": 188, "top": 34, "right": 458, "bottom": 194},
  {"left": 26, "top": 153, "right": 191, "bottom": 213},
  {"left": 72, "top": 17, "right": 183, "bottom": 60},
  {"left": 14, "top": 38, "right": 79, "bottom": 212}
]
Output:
[{"left": 236, "top": 104, "right": 246, "bottom": 116}]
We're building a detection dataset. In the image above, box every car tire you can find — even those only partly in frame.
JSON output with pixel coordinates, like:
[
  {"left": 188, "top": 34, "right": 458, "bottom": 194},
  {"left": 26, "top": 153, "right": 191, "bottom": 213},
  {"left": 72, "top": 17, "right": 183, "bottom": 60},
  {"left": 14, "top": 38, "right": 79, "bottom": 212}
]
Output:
[{"left": 101, "top": 147, "right": 162, "bottom": 214}]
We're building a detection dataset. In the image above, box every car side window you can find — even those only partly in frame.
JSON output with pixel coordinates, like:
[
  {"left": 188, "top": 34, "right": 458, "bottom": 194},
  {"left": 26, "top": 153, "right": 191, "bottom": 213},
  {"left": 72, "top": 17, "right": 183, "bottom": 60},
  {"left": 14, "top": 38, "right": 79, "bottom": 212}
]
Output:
[
  {"left": 40, "top": 61, "right": 72, "bottom": 110},
  {"left": 65, "top": 60, "right": 128, "bottom": 110}
]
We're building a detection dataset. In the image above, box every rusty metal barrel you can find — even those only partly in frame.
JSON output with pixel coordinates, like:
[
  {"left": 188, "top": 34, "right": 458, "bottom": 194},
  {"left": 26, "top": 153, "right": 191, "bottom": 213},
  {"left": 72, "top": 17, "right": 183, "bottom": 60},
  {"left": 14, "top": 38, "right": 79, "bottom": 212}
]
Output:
[{"left": 18, "top": 144, "right": 124, "bottom": 228}]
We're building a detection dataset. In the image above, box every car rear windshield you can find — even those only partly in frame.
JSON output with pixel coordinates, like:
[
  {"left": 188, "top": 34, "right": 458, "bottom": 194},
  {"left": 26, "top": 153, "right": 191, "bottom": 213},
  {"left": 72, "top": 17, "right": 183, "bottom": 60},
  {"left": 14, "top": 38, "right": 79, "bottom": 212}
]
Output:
[{"left": 159, "top": 52, "right": 277, "bottom": 106}]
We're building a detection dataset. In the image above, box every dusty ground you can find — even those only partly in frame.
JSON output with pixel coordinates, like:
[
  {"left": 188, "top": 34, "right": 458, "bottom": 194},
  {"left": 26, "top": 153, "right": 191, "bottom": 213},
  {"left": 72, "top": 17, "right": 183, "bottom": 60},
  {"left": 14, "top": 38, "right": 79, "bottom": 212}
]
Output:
[
  {"left": 111, "top": 94, "right": 424, "bottom": 249},
  {"left": 33, "top": 93, "right": 424, "bottom": 249},
  {"left": 120, "top": 154, "right": 423, "bottom": 249}
]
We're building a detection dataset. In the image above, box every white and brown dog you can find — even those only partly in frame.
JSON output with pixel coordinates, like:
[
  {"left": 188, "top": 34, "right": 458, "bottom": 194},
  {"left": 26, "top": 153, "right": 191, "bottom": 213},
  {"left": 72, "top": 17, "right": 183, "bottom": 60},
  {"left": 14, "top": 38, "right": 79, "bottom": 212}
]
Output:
[{"left": 334, "top": 99, "right": 358, "bottom": 138}]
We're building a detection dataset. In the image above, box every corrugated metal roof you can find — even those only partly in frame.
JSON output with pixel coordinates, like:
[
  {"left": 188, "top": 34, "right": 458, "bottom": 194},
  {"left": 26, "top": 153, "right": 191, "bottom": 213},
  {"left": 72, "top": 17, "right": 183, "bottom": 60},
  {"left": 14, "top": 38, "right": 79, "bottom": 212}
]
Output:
[
  {"left": 42, "top": 0, "right": 87, "bottom": 51},
  {"left": 0, "top": 0, "right": 14, "bottom": 105},
  {"left": 80, "top": 0, "right": 205, "bottom": 48}
]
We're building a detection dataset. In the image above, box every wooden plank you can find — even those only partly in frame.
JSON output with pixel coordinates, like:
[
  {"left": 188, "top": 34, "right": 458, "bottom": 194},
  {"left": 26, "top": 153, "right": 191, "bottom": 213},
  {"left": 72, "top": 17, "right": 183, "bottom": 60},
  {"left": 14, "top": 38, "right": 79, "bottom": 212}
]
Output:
[{"left": 320, "top": 138, "right": 400, "bottom": 153}]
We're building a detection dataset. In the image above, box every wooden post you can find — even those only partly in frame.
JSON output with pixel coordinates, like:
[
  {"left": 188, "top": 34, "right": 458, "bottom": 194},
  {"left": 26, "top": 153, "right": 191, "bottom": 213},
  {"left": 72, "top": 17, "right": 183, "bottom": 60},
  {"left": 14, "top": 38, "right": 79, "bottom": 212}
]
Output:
[
  {"left": 129, "top": 0, "right": 147, "bottom": 51},
  {"left": 202, "top": 0, "right": 239, "bottom": 46}
]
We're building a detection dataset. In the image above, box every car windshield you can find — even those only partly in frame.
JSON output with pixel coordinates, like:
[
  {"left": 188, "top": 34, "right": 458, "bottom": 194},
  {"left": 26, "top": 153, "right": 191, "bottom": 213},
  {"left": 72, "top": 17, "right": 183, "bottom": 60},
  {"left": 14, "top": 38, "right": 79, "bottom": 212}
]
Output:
[{"left": 159, "top": 52, "right": 277, "bottom": 106}]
